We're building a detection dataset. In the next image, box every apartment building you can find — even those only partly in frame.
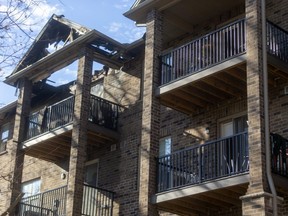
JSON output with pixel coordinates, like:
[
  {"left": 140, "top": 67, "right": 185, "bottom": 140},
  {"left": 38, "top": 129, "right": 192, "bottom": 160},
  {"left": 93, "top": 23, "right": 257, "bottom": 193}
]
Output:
[{"left": 1, "top": 0, "right": 288, "bottom": 215}]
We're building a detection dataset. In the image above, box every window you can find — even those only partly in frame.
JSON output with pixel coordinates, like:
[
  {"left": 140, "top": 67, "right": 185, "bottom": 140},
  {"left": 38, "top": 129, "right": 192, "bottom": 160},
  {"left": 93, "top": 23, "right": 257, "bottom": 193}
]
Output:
[
  {"left": 84, "top": 159, "right": 99, "bottom": 187},
  {"left": 0, "top": 124, "right": 9, "bottom": 152},
  {"left": 159, "top": 136, "right": 171, "bottom": 157},
  {"left": 219, "top": 115, "right": 248, "bottom": 174},
  {"left": 158, "top": 137, "right": 172, "bottom": 190},
  {"left": 21, "top": 178, "right": 41, "bottom": 198},
  {"left": 220, "top": 115, "right": 248, "bottom": 138},
  {"left": 91, "top": 80, "right": 104, "bottom": 98}
]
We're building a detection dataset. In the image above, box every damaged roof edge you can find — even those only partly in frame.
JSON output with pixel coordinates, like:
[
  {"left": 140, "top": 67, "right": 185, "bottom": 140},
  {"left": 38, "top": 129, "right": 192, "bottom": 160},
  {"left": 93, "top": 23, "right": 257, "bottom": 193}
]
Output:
[
  {"left": 5, "top": 13, "right": 145, "bottom": 87},
  {"left": 11, "top": 15, "right": 56, "bottom": 75},
  {"left": 11, "top": 14, "right": 92, "bottom": 75},
  {"left": 5, "top": 29, "right": 141, "bottom": 86},
  {"left": 4, "top": 30, "right": 97, "bottom": 86},
  {"left": 53, "top": 15, "right": 91, "bottom": 34}
]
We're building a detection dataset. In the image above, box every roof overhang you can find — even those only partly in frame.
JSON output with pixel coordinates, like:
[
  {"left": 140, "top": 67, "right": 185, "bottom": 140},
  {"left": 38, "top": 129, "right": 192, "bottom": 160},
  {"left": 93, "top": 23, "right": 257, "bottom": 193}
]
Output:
[
  {"left": 0, "top": 100, "right": 17, "bottom": 121},
  {"left": 124, "top": 0, "right": 181, "bottom": 24},
  {"left": 5, "top": 14, "right": 139, "bottom": 87},
  {"left": 5, "top": 30, "right": 132, "bottom": 86}
]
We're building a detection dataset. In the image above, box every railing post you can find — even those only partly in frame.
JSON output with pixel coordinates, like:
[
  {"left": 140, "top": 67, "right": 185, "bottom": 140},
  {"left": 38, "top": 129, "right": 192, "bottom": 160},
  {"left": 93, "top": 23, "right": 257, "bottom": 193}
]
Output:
[
  {"left": 40, "top": 193, "right": 44, "bottom": 215},
  {"left": 110, "top": 192, "right": 114, "bottom": 216},
  {"left": 199, "top": 146, "right": 202, "bottom": 183},
  {"left": 47, "top": 106, "right": 52, "bottom": 131}
]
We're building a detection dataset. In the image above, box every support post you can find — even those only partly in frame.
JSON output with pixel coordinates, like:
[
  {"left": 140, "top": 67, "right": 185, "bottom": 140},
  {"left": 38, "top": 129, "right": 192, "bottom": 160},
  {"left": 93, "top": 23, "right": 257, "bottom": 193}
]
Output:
[
  {"left": 138, "top": 9, "right": 163, "bottom": 216},
  {"left": 66, "top": 47, "right": 93, "bottom": 216},
  {"left": 9, "top": 78, "right": 32, "bottom": 215}
]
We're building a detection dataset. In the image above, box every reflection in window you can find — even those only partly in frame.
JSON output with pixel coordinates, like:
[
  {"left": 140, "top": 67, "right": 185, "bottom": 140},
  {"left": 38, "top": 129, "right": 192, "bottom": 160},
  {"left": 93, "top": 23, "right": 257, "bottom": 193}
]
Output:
[
  {"left": 0, "top": 124, "right": 9, "bottom": 152},
  {"left": 21, "top": 178, "right": 41, "bottom": 198}
]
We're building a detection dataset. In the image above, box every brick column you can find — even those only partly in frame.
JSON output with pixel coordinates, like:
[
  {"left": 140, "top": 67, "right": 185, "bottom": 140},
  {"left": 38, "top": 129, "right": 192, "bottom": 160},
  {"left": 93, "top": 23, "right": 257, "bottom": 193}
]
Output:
[
  {"left": 9, "top": 78, "right": 32, "bottom": 214},
  {"left": 241, "top": 0, "right": 274, "bottom": 215},
  {"left": 138, "top": 9, "right": 162, "bottom": 216},
  {"left": 66, "top": 47, "right": 93, "bottom": 215}
]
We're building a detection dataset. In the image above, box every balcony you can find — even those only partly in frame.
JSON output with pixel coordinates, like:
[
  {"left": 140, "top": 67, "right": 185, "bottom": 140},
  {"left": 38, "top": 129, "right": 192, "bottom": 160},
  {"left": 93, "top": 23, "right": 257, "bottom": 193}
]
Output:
[
  {"left": 157, "top": 132, "right": 249, "bottom": 193},
  {"left": 19, "top": 185, "right": 115, "bottom": 216},
  {"left": 154, "top": 132, "right": 288, "bottom": 215},
  {"left": 154, "top": 133, "right": 249, "bottom": 214},
  {"left": 23, "top": 95, "right": 120, "bottom": 162},
  {"left": 158, "top": 19, "right": 288, "bottom": 114}
]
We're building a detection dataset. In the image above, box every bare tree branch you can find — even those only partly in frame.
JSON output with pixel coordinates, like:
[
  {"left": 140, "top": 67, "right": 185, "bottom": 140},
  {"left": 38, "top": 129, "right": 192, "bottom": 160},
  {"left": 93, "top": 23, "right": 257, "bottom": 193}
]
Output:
[{"left": 0, "top": 0, "right": 50, "bottom": 77}]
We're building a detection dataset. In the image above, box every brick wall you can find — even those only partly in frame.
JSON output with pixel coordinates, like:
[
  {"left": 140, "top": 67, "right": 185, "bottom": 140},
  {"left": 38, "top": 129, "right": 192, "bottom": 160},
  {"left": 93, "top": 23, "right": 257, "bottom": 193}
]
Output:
[
  {"left": 160, "top": 99, "right": 247, "bottom": 152},
  {"left": 266, "top": 0, "right": 288, "bottom": 29},
  {"left": 0, "top": 139, "right": 14, "bottom": 213}
]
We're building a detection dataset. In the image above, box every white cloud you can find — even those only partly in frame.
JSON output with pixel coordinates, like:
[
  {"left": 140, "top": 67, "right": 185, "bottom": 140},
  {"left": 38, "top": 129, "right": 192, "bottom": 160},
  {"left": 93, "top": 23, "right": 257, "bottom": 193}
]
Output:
[
  {"left": 24, "top": 1, "right": 63, "bottom": 32},
  {"left": 64, "top": 68, "right": 77, "bottom": 77},
  {"left": 113, "top": 0, "right": 133, "bottom": 10},
  {"left": 109, "top": 22, "right": 123, "bottom": 33},
  {"left": 56, "top": 78, "right": 70, "bottom": 85},
  {"left": 107, "top": 22, "right": 145, "bottom": 43}
]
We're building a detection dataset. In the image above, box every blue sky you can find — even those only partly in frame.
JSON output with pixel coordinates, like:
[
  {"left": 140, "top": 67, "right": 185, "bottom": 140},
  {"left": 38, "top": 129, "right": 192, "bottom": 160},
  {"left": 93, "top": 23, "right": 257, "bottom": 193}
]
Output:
[{"left": 0, "top": 0, "right": 144, "bottom": 106}]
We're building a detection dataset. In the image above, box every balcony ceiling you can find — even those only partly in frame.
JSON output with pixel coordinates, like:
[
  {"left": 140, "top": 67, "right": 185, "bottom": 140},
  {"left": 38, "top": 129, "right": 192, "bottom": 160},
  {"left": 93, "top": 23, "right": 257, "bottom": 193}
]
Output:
[
  {"left": 158, "top": 62, "right": 247, "bottom": 114},
  {"left": 125, "top": 0, "right": 244, "bottom": 43},
  {"left": 158, "top": 58, "right": 288, "bottom": 115},
  {"left": 23, "top": 122, "right": 119, "bottom": 163},
  {"left": 157, "top": 184, "right": 248, "bottom": 215},
  {"left": 163, "top": 0, "right": 244, "bottom": 41}
]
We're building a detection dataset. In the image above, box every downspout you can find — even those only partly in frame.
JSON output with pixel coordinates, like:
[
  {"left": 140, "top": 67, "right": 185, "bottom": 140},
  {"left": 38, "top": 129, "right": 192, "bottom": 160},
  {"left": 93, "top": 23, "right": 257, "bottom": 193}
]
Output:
[{"left": 261, "top": 0, "right": 278, "bottom": 215}]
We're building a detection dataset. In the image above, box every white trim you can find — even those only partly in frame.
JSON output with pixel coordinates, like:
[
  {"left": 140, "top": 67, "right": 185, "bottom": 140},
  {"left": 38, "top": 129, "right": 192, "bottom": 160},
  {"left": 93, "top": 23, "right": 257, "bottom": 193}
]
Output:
[
  {"left": 85, "top": 159, "right": 99, "bottom": 187},
  {"left": 85, "top": 158, "right": 99, "bottom": 166},
  {"left": 22, "top": 124, "right": 73, "bottom": 148},
  {"left": 217, "top": 111, "right": 247, "bottom": 137},
  {"left": 153, "top": 174, "right": 249, "bottom": 203},
  {"left": 157, "top": 54, "right": 247, "bottom": 96}
]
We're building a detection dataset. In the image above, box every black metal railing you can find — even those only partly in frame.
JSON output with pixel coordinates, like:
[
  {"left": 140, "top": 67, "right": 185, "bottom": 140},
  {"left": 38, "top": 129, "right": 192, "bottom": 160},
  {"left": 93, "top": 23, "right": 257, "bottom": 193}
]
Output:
[
  {"left": 161, "top": 19, "right": 246, "bottom": 85},
  {"left": 19, "top": 185, "right": 67, "bottom": 215},
  {"left": 19, "top": 184, "right": 115, "bottom": 216},
  {"left": 271, "top": 133, "right": 288, "bottom": 177},
  {"left": 161, "top": 19, "right": 288, "bottom": 85},
  {"left": 157, "top": 132, "right": 249, "bottom": 192},
  {"left": 26, "top": 95, "right": 120, "bottom": 140},
  {"left": 27, "top": 96, "right": 75, "bottom": 140},
  {"left": 82, "top": 184, "right": 115, "bottom": 216},
  {"left": 267, "top": 21, "right": 288, "bottom": 63},
  {"left": 89, "top": 95, "right": 119, "bottom": 131}
]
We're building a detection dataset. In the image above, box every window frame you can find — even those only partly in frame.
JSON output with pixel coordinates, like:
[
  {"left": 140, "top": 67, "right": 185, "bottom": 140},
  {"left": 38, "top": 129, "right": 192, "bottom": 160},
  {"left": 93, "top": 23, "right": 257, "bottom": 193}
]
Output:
[
  {"left": 218, "top": 112, "right": 247, "bottom": 138},
  {"left": 21, "top": 178, "right": 41, "bottom": 198},
  {"left": 90, "top": 79, "right": 104, "bottom": 98},
  {"left": 159, "top": 136, "right": 172, "bottom": 157},
  {"left": 0, "top": 123, "right": 10, "bottom": 152},
  {"left": 84, "top": 159, "right": 99, "bottom": 187}
]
